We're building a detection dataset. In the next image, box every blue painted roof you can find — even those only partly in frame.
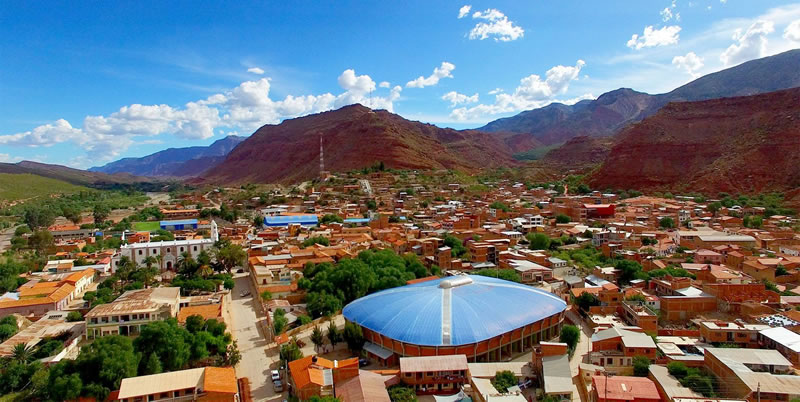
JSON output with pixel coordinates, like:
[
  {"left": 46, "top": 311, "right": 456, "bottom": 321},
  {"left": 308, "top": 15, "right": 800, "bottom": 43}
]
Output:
[
  {"left": 343, "top": 275, "right": 566, "bottom": 346},
  {"left": 159, "top": 219, "right": 198, "bottom": 226},
  {"left": 264, "top": 215, "right": 319, "bottom": 226},
  {"left": 344, "top": 218, "right": 370, "bottom": 224}
]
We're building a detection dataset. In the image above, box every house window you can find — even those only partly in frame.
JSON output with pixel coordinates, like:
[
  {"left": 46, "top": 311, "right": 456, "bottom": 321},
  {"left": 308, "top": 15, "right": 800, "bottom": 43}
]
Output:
[
  {"left": 167, "top": 248, "right": 171, "bottom": 253},
  {"left": 180, "top": 247, "right": 184, "bottom": 252},
  {"left": 152, "top": 249, "right": 157, "bottom": 254},
  {"left": 193, "top": 246, "right": 197, "bottom": 252},
  {"left": 138, "top": 250, "right": 143, "bottom": 256}
]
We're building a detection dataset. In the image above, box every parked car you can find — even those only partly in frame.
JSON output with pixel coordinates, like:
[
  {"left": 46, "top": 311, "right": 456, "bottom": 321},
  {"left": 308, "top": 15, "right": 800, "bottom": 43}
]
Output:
[
  {"left": 240, "top": 290, "right": 251, "bottom": 297},
  {"left": 273, "top": 379, "right": 283, "bottom": 392},
  {"left": 271, "top": 370, "right": 280, "bottom": 382},
  {"left": 359, "top": 358, "right": 369, "bottom": 367},
  {"left": 236, "top": 268, "right": 245, "bottom": 273}
]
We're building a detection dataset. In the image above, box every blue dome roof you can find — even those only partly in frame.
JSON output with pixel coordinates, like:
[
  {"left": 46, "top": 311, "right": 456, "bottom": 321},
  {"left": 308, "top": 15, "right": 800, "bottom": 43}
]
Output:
[{"left": 342, "top": 275, "right": 567, "bottom": 347}]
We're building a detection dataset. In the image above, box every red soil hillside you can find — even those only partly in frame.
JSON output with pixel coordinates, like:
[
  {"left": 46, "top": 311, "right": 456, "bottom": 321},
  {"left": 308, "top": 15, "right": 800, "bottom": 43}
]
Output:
[
  {"left": 540, "top": 136, "right": 615, "bottom": 171},
  {"left": 201, "top": 104, "right": 527, "bottom": 184},
  {"left": 589, "top": 87, "right": 800, "bottom": 194}
]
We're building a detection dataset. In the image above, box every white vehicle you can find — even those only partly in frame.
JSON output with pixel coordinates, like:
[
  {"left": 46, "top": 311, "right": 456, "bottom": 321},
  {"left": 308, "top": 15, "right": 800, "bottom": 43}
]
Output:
[{"left": 271, "top": 369, "right": 280, "bottom": 382}]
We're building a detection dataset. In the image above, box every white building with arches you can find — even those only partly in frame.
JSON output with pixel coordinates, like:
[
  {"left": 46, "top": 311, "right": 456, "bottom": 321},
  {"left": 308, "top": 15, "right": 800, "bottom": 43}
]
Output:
[{"left": 113, "top": 221, "right": 218, "bottom": 272}]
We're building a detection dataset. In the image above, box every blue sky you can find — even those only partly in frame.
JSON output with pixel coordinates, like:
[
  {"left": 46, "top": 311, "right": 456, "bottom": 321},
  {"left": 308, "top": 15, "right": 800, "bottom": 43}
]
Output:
[{"left": 2, "top": 1, "right": 800, "bottom": 168}]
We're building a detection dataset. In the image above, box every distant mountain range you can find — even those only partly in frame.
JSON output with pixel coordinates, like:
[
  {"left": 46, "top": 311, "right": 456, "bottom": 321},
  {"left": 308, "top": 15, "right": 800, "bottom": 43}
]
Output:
[
  {"left": 199, "top": 104, "right": 537, "bottom": 184},
  {"left": 0, "top": 160, "right": 150, "bottom": 187},
  {"left": 481, "top": 49, "right": 800, "bottom": 145},
  {"left": 90, "top": 135, "right": 245, "bottom": 177},
  {"left": 588, "top": 87, "right": 800, "bottom": 194},
  {"left": 64, "top": 49, "right": 800, "bottom": 197}
]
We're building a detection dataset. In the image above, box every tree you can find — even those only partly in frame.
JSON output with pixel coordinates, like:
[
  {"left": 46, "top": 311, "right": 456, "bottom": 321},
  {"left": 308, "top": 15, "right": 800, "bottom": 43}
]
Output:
[
  {"left": 298, "top": 315, "right": 313, "bottom": 326},
  {"left": 308, "top": 396, "right": 341, "bottom": 402},
  {"left": 0, "top": 315, "right": 18, "bottom": 342},
  {"left": 93, "top": 204, "right": 110, "bottom": 225},
  {"left": 260, "top": 290, "right": 272, "bottom": 302},
  {"left": 24, "top": 207, "right": 55, "bottom": 230},
  {"left": 492, "top": 370, "right": 517, "bottom": 393},
  {"left": 67, "top": 311, "right": 84, "bottom": 322},
  {"left": 559, "top": 325, "right": 580, "bottom": 353},
  {"left": 327, "top": 321, "right": 341, "bottom": 349},
  {"left": 708, "top": 202, "right": 722, "bottom": 216},
  {"left": 212, "top": 240, "right": 247, "bottom": 273},
  {"left": 133, "top": 319, "right": 191, "bottom": 372},
  {"left": 185, "top": 315, "right": 206, "bottom": 333},
  {"left": 490, "top": 201, "right": 510, "bottom": 213},
  {"left": 633, "top": 355, "right": 650, "bottom": 377},
  {"left": 776, "top": 265, "right": 789, "bottom": 277},
  {"left": 143, "top": 352, "right": 163, "bottom": 375},
  {"left": 343, "top": 322, "right": 365, "bottom": 353},
  {"left": 388, "top": 385, "right": 417, "bottom": 402},
  {"left": 443, "top": 235, "right": 467, "bottom": 257},
  {"left": 555, "top": 214, "right": 571, "bottom": 224},
  {"left": 223, "top": 340, "right": 242, "bottom": 367},
  {"left": 29, "top": 230, "right": 54, "bottom": 254},
  {"left": 311, "top": 325, "right": 325, "bottom": 353},
  {"left": 659, "top": 217, "right": 675, "bottom": 229},
  {"left": 279, "top": 340, "right": 304, "bottom": 363},
  {"left": 62, "top": 205, "right": 82, "bottom": 225},
  {"left": 321, "top": 214, "right": 344, "bottom": 224},
  {"left": 526, "top": 233, "right": 551, "bottom": 250},
  {"left": 76, "top": 335, "right": 139, "bottom": 398},
  {"left": 303, "top": 236, "right": 331, "bottom": 248},
  {"left": 273, "top": 308, "right": 288, "bottom": 335},
  {"left": 575, "top": 292, "right": 600, "bottom": 312},
  {"left": 253, "top": 215, "right": 264, "bottom": 229},
  {"left": 616, "top": 259, "right": 646, "bottom": 285},
  {"left": 667, "top": 361, "right": 688, "bottom": 377},
  {"left": 12, "top": 342, "right": 34, "bottom": 362}
]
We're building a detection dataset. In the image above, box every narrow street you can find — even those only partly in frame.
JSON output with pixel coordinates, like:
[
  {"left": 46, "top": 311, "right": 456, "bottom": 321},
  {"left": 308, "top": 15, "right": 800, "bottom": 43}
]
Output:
[
  {"left": 230, "top": 274, "right": 283, "bottom": 401},
  {"left": 567, "top": 310, "right": 592, "bottom": 401}
]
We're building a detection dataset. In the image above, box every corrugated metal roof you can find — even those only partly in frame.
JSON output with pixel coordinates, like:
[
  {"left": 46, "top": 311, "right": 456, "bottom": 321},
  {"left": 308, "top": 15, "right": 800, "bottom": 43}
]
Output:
[
  {"left": 344, "top": 275, "right": 566, "bottom": 346},
  {"left": 265, "top": 214, "right": 319, "bottom": 226}
]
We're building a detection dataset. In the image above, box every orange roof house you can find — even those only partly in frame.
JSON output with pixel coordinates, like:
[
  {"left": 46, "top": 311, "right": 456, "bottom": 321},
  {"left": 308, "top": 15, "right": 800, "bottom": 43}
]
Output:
[{"left": 289, "top": 355, "right": 359, "bottom": 400}]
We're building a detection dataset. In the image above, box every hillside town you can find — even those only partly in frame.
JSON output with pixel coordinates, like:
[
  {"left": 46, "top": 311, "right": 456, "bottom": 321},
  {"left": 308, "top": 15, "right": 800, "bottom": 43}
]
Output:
[{"left": 1, "top": 167, "right": 799, "bottom": 402}]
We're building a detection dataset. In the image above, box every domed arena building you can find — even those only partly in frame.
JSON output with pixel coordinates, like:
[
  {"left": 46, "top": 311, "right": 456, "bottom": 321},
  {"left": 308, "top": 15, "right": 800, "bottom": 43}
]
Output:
[{"left": 342, "top": 275, "right": 567, "bottom": 363}]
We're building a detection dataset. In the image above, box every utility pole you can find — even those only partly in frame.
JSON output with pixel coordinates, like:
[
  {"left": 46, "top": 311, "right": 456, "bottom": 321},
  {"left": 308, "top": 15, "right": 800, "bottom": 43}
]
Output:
[{"left": 757, "top": 382, "right": 761, "bottom": 402}]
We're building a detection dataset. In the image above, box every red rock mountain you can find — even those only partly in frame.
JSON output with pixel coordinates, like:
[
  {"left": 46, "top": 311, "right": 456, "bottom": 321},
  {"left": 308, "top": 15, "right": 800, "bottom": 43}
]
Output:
[
  {"left": 589, "top": 87, "right": 800, "bottom": 194},
  {"left": 202, "top": 104, "right": 534, "bottom": 184},
  {"left": 540, "top": 135, "right": 615, "bottom": 171}
]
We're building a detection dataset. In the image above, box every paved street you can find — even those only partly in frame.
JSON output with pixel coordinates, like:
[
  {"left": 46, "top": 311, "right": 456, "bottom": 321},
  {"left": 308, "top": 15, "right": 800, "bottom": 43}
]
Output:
[
  {"left": 230, "top": 274, "right": 283, "bottom": 401},
  {"left": 567, "top": 310, "right": 592, "bottom": 401}
]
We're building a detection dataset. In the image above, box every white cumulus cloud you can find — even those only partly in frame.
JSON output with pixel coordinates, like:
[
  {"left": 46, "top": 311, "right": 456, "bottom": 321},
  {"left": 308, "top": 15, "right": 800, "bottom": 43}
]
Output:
[
  {"left": 449, "top": 60, "right": 587, "bottom": 121},
  {"left": 784, "top": 20, "right": 800, "bottom": 41},
  {"left": 442, "top": 91, "right": 479, "bottom": 107},
  {"left": 720, "top": 20, "right": 775, "bottom": 66},
  {"left": 466, "top": 8, "right": 524, "bottom": 42},
  {"left": 458, "top": 5, "right": 471, "bottom": 19},
  {"left": 0, "top": 68, "right": 403, "bottom": 164},
  {"left": 247, "top": 67, "right": 265, "bottom": 75},
  {"left": 378, "top": 81, "right": 391, "bottom": 88},
  {"left": 626, "top": 25, "right": 682, "bottom": 50},
  {"left": 406, "top": 62, "right": 455, "bottom": 88},
  {"left": 672, "top": 52, "right": 705, "bottom": 78}
]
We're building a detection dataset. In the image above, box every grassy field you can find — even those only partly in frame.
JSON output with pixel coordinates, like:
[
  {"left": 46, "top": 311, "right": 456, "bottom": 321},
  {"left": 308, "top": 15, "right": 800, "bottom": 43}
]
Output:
[
  {"left": 0, "top": 173, "right": 88, "bottom": 202},
  {"left": 132, "top": 221, "right": 160, "bottom": 231}
]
